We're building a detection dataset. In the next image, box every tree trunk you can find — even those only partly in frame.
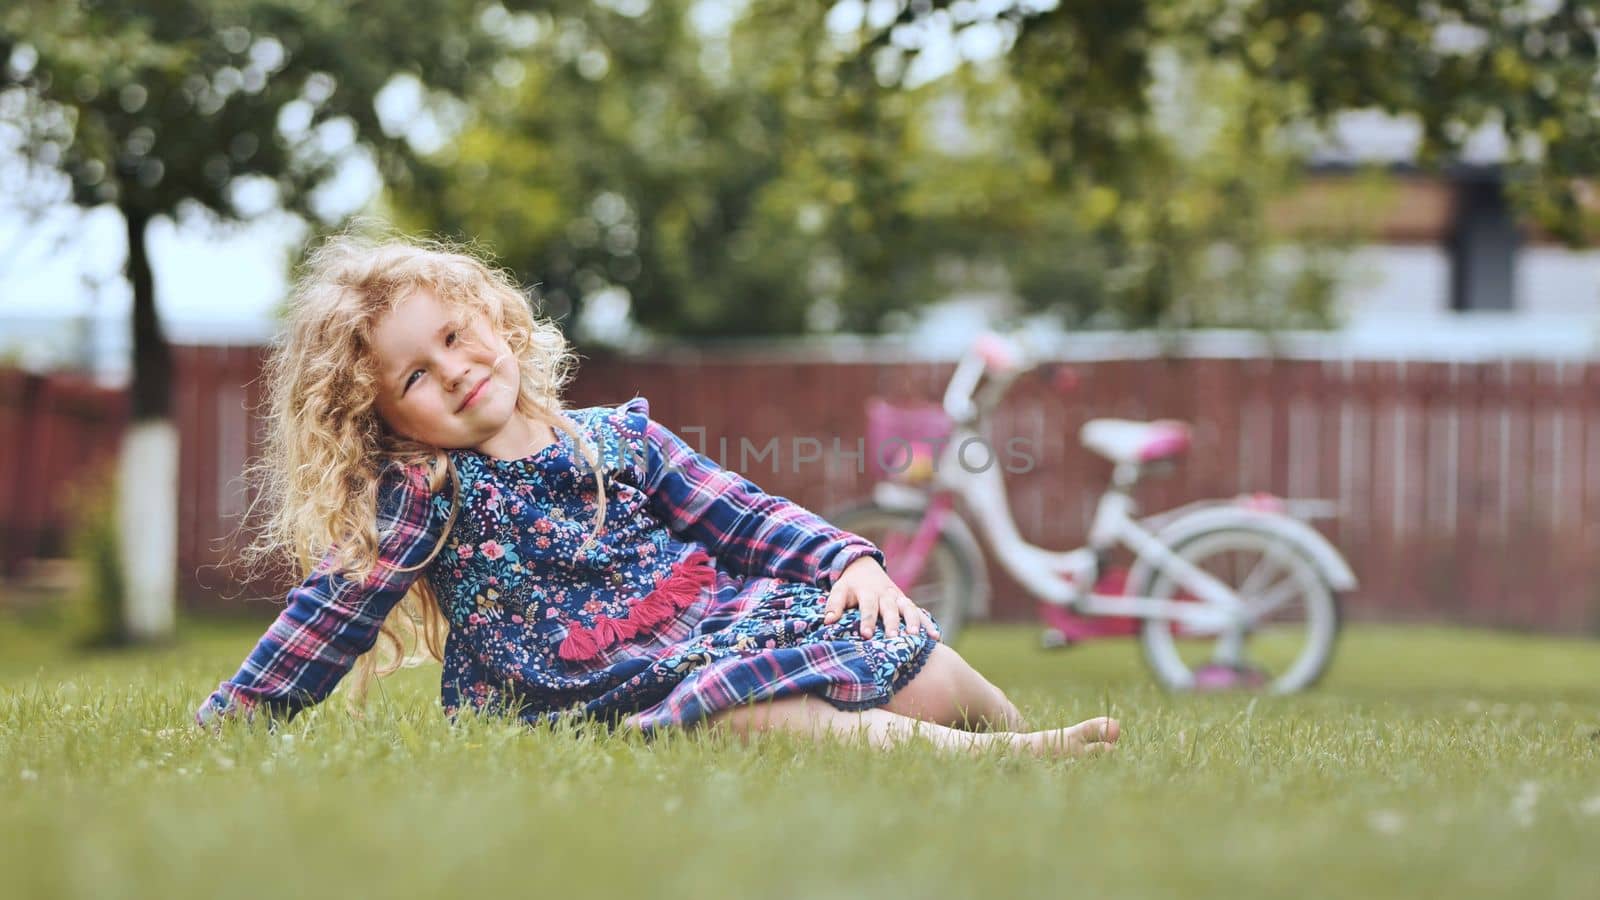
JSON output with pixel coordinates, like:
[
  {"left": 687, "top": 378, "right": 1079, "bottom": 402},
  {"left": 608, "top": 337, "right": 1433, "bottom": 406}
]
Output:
[
  {"left": 125, "top": 207, "right": 171, "bottom": 420},
  {"left": 117, "top": 206, "right": 177, "bottom": 643}
]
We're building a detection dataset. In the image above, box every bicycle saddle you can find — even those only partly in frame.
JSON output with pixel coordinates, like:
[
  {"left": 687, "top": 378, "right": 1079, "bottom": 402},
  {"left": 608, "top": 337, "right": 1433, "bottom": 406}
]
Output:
[{"left": 1079, "top": 419, "right": 1191, "bottom": 465}]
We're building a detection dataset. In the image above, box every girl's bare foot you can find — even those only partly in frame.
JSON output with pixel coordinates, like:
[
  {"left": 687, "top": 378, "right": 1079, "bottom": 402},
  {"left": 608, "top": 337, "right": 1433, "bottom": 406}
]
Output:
[{"left": 1013, "top": 716, "right": 1120, "bottom": 758}]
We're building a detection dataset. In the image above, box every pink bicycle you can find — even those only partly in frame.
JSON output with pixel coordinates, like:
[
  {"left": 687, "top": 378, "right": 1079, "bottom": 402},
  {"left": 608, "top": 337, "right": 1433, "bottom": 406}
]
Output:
[{"left": 832, "top": 335, "right": 1357, "bottom": 693}]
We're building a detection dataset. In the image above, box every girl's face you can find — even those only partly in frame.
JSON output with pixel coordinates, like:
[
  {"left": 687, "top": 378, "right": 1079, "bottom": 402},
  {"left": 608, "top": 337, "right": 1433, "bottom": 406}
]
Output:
[{"left": 370, "top": 287, "right": 523, "bottom": 453}]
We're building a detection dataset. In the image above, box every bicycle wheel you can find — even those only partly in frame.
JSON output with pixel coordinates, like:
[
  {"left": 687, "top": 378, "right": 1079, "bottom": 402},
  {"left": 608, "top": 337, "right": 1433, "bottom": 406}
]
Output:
[
  {"left": 828, "top": 503, "right": 976, "bottom": 644},
  {"left": 1134, "top": 527, "right": 1341, "bottom": 693}
]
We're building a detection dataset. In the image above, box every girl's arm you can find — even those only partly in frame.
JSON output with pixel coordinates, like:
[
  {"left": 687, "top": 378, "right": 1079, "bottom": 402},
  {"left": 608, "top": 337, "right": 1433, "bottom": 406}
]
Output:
[
  {"left": 194, "top": 464, "right": 440, "bottom": 729},
  {"left": 637, "top": 408, "right": 881, "bottom": 589}
]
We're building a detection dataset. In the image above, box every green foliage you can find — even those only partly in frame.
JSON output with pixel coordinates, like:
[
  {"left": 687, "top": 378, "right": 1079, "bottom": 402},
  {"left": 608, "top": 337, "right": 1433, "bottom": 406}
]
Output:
[
  {"left": 390, "top": 1, "right": 1366, "bottom": 337},
  {"left": 60, "top": 466, "right": 125, "bottom": 647},
  {"left": 392, "top": 0, "right": 945, "bottom": 337},
  {"left": 1219, "top": 0, "right": 1600, "bottom": 243},
  {"left": 0, "top": 0, "right": 504, "bottom": 222},
  {"left": 918, "top": 53, "right": 1351, "bottom": 330},
  {"left": 901, "top": 0, "right": 1600, "bottom": 242},
  {"left": 859, "top": 0, "right": 1599, "bottom": 328}
]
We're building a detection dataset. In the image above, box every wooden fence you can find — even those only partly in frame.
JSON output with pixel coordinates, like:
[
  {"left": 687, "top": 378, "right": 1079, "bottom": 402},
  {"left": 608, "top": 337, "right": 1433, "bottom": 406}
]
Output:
[
  {"left": 0, "top": 369, "right": 126, "bottom": 576},
  {"left": 571, "top": 352, "right": 1600, "bottom": 634},
  {"left": 6, "top": 347, "right": 1600, "bottom": 633}
]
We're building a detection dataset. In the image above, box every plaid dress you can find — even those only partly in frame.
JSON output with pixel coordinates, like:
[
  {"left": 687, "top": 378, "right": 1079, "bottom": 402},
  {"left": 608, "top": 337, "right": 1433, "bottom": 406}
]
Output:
[{"left": 197, "top": 397, "right": 937, "bottom": 732}]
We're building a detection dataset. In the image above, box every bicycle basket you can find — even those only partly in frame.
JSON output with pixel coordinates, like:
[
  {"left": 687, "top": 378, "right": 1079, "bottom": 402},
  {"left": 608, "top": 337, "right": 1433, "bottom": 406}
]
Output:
[{"left": 865, "top": 397, "right": 952, "bottom": 484}]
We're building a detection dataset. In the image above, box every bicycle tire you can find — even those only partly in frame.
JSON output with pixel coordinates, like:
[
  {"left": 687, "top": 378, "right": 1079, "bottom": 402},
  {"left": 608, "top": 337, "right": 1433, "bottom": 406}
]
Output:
[{"left": 1132, "top": 526, "right": 1342, "bottom": 693}]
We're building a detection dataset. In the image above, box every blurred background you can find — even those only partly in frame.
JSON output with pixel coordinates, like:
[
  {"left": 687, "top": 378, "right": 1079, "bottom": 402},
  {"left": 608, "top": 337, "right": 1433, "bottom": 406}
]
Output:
[{"left": 2, "top": 0, "right": 1598, "bottom": 645}]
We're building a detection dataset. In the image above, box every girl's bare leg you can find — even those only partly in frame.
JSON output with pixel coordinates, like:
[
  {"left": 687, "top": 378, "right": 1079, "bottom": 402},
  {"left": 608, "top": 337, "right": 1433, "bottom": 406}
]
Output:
[
  {"left": 881, "top": 643, "right": 1027, "bottom": 732},
  {"left": 705, "top": 694, "right": 1119, "bottom": 758}
]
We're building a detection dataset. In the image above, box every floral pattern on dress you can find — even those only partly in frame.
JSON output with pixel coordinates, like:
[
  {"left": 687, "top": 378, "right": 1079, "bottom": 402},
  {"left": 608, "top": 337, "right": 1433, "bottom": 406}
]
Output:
[{"left": 422, "top": 400, "right": 938, "bottom": 730}]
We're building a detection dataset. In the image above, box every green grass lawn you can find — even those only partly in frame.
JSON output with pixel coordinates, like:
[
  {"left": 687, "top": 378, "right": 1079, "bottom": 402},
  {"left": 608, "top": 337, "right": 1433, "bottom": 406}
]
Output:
[{"left": 2, "top": 614, "right": 1597, "bottom": 900}]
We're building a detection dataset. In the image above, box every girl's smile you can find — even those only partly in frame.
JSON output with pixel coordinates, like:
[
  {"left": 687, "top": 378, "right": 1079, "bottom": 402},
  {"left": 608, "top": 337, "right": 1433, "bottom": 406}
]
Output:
[{"left": 458, "top": 375, "right": 491, "bottom": 412}]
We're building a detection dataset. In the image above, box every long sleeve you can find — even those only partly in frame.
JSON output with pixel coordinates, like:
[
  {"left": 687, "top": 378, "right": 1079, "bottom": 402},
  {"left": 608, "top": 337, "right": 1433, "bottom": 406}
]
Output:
[
  {"left": 636, "top": 403, "right": 882, "bottom": 589},
  {"left": 195, "top": 464, "right": 442, "bottom": 729}
]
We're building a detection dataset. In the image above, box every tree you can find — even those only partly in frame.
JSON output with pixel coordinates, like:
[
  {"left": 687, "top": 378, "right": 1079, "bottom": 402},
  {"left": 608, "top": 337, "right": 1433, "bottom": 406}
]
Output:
[
  {"left": 0, "top": 0, "right": 511, "bottom": 641},
  {"left": 877, "top": 0, "right": 1600, "bottom": 242},
  {"left": 393, "top": 0, "right": 960, "bottom": 338},
  {"left": 393, "top": 0, "right": 1426, "bottom": 337}
]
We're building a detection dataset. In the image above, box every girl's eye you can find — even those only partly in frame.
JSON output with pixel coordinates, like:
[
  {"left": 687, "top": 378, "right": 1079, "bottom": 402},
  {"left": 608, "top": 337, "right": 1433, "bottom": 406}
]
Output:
[
  {"left": 404, "top": 369, "right": 425, "bottom": 392},
  {"left": 446, "top": 329, "right": 459, "bottom": 346}
]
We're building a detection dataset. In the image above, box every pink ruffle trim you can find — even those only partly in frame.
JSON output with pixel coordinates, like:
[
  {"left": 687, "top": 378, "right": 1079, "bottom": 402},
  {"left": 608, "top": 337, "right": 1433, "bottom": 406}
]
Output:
[{"left": 558, "top": 550, "right": 715, "bottom": 662}]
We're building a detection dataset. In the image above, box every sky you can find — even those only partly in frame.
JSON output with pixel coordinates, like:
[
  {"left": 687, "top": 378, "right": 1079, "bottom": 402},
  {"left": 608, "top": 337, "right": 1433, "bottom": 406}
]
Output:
[{"left": 0, "top": 202, "right": 302, "bottom": 341}]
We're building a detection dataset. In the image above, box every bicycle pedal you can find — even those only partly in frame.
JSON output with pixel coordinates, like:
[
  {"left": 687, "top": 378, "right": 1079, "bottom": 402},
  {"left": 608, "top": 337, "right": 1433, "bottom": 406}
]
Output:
[{"left": 1193, "top": 663, "right": 1269, "bottom": 691}]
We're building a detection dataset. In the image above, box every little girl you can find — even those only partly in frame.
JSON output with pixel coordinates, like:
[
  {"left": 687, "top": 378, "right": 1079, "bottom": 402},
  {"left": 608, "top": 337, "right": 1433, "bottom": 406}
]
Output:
[{"left": 196, "top": 235, "right": 1119, "bottom": 757}]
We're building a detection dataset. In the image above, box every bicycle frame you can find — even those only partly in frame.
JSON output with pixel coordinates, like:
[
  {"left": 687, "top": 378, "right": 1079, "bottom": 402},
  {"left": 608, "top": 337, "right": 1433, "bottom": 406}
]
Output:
[
  {"left": 890, "top": 429, "right": 1240, "bottom": 632},
  {"left": 881, "top": 340, "right": 1353, "bottom": 634}
]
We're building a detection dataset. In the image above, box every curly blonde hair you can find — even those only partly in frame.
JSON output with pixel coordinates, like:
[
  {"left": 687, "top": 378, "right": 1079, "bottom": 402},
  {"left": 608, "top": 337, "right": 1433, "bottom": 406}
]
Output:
[{"left": 243, "top": 231, "right": 607, "bottom": 715}]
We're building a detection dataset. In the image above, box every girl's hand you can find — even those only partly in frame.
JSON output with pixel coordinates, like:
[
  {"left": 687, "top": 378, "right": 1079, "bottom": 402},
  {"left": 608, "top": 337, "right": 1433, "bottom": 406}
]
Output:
[{"left": 823, "top": 558, "right": 941, "bottom": 641}]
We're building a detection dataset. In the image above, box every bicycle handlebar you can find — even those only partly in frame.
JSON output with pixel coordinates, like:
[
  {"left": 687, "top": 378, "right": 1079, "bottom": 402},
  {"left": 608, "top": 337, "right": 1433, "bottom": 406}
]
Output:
[{"left": 942, "top": 333, "right": 1034, "bottom": 424}]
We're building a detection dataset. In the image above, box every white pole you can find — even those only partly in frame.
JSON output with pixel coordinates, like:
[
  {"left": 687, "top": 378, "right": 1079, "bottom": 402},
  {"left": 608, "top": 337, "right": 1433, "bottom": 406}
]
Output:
[{"left": 117, "top": 420, "right": 177, "bottom": 641}]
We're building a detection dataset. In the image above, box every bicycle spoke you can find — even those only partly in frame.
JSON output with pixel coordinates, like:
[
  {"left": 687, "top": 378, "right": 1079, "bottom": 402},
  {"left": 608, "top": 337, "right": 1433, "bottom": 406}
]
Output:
[
  {"left": 1211, "top": 626, "right": 1247, "bottom": 666},
  {"left": 1244, "top": 575, "right": 1304, "bottom": 621},
  {"left": 1238, "top": 550, "right": 1288, "bottom": 598}
]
